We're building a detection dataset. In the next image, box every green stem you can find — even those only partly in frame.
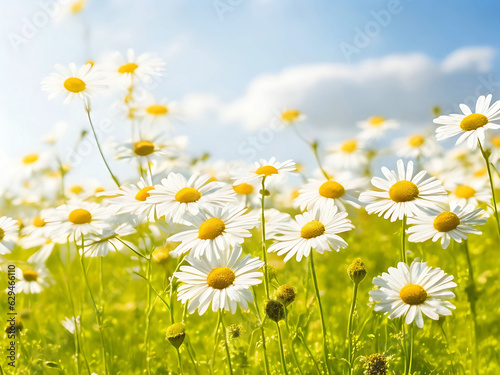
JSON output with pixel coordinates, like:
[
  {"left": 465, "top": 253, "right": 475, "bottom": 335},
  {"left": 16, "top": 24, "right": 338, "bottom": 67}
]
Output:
[
  {"left": 260, "top": 177, "right": 270, "bottom": 299},
  {"left": 311, "top": 141, "right": 330, "bottom": 179},
  {"left": 175, "top": 347, "right": 183, "bottom": 374},
  {"left": 144, "top": 251, "right": 153, "bottom": 375},
  {"left": 347, "top": 283, "right": 359, "bottom": 375},
  {"left": 406, "top": 324, "right": 414, "bottom": 375},
  {"left": 309, "top": 252, "right": 331, "bottom": 375},
  {"left": 84, "top": 102, "right": 120, "bottom": 187},
  {"left": 79, "top": 237, "right": 110, "bottom": 375},
  {"left": 298, "top": 332, "right": 322, "bottom": 375},
  {"left": 185, "top": 339, "right": 201, "bottom": 375},
  {"left": 220, "top": 311, "right": 234, "bottom": 375},
  {"left": 464, "top": 240, "right": 479, "bottom": 373},
  {"left": 401, "top": 216, "right": 407, "bottom": 264},
  {"left": 478, "top": 141, "right": 500, "bottom": 239},
  {"left": 251, "top": 288, "right": 270, "bottom": 375},
  {"left": 276, "top": 322, "right": 288, "bottom": 375},
  {"left": 211, "top": 311, "right": 222, "bottom": 373}
]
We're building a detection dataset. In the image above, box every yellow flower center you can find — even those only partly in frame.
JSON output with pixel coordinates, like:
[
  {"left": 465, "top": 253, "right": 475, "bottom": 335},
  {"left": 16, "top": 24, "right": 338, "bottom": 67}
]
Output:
[
  {"left": 281, "top": 109, "right": 301, "bottom": 123},
  {"left": 369, "top": 116, "right": 385, "bottom": 126},
  {"left": 300, "top": 220, "right": 326, "bottom": 239},
  {"left": 22, "top": 270, "right": 39, "bottom": 282},
  {"left": 68, "top": 209, "right": 92, "bottom": 224},
  {"left": 492, "top": 136, "right": 500, "bottom": 148},
  {"left": 460, "top": 113, "right": 489, "bottom": 131},
  {"left": 118, "top": 62, "right": 139, "bottom": 74},
  {"left": 63, "top": 77, "right": 86, "bottom": 93},
  {"left": 71, "top": 0, "right": 86, "bottom": 13},
  {"left": 0, "top": 228, "right": 5, "bottom": 241},
  {"left": 319, "top": 180, "right": 345, "bottom": 199},
  {"left": 175, "top": 187, "right": 202, "bottom": 203},
  {"left": 408, "top": 135, "right": 425, "bottom": 148},
  {"left": 341, "top": 140, "right": 357, "bottom": 153},
  {"left": 233, "top": 183, "right": 254, "bottom": 195},
  {"left": 94, "top": 187, "right": 105, "bottom": 193},
  {"left": 135, "top": 186, "right": 155, "bottom": 201},
  {"left": 388, "top": 180, "right": 419, "bottom": 203},
  {"left": 133, "top": 141, "right": 155, "bottom": 156},
  {"left": 433, "top": 211, "right": 460, "bottom": 232},
  {"left": 32, "top": 216, "right": 46, "bottom": 228},
  {"left": 146, "top": 104, "right": 169, "bottom": 116},
  {"left": 473, "top": 168, "right": 486, "bottom": 178},
  {"left": 454, "top": 185, "right": 476, "bottom": 199},
  {"left": 206, "top": 267, "right": 235, "bottom": 290},
  {"left": 255, "top": 165, "right": 279, "bottom": 176},
  {"left": 198, "top": 218, "right": 225, "bottom": 240},
  {"left": 22, "top": 154, "right": 39, "bottom": 165},
  {"left": 399, "top": 284, "right": 427, "bottom": 305},
  {"left": 70, "top": 185, "right": 83, "bottom": 195},
  {"left": 86, "top": 60, "right": 95, "bottom": 68}
]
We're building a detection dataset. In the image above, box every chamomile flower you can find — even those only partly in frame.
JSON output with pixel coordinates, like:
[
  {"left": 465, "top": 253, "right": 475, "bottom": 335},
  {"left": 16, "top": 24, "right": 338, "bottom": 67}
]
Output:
[
  {"left": 114, "top": 132, "right": 187, "bottom": 165},
  {"left": 12, "top": 265, "right": 51, "bottom": 294},
  {"left": 294, "top": 176, "right": 362, "bottom": 213},
  {"left": 393, "top": 133, "right": 441, "bottom": 159},
  {"left": 267, "top": 205, "right": 354, "bottom": 262},
  {"left": 174, "top": 244, "right": 264, "bottom": 315},
  {"left": 99, "top": 176, "right": 159, "bottom": 222},
  {"left": 358, "top": 116, "right": 399, "bottom": 141},
  {"left": 19, "top": 150, "right": 54, "bottom": 176},
  {"left": 434, "top": 94, "right": 500, "bottom": 149},
  {"left": 407, "top": 204, "right": 487, "bottom": 249},
  {"left": 359, "top": 160, "right": 447, "bottom": 222},
  {"left": 41, "top": 63, "right": 106, "bottom": 104},
  {"left": 147, "top": 173, "right": 236, "bottom": 224},
  {"left": 369, "top": 261, "right": 456, "bottom": 328},
  {"left": 45, "top": 201, "right": 108, "bottom": 240},
  {"left": 445, "top": 178, "right": 491, "bottom": 208},
  {"left": 232, "top": 158, "right": 296, "bottom": 185},
  {"left": 135, "top": 94, "right": 179, "bottom": 129},
  {"left": 167, "top": 204, "right": 259, "bottom": 260},
  {"left": 62, "top": 316, "right": 81, "bottom": 335},
  {"left": 276, "top": 109, "right": 306, "bottom": 125},
  {"left": 487, "top": 134, "right": 500, "bottom": 164},
  {"left": 52, "top": 0, "right": 87, "bottom": 21},
  {"left": 0, "top": 217, "right": 19, "bottom": 255},
  {"left": 108, "top": 49, "right": 165, "bottom": 87},
  {"left": 325, "top": 139, "right": 368, "bottom": 170}
]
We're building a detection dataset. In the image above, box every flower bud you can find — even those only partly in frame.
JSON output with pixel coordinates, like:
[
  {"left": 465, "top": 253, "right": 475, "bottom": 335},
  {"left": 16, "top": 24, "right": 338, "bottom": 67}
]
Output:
[
  {"left": 347, "top": 258, "right": 367, "bottom": 285},
  {"left": 227, "top": 324, "right": 242, "bottom": 339},
  {"left": 166, "top": 322, "right": 186, "bottom": 348},
  {"left": 265, "top": 300, "right": 285, "bottom": 322},
  {"left": 274, "top": 284, "right": 296, "bottom": 307},
  {"left": 363, "top": 353, "right": 388, "bottom": 375}
]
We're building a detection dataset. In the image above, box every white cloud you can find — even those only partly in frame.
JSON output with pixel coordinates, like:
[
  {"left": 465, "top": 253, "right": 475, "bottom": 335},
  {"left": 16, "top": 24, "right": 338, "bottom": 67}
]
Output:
[{"left": 180, "top": 46, "right": 498, "bottom": 133}]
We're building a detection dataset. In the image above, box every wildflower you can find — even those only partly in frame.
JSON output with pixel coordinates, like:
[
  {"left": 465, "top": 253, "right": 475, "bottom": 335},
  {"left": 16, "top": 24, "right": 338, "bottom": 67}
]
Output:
[
  {"left": 166, "top": 323, "right": 186, "bottom": 348},
  {"left": 0, "top": 217, "right": 19, "bottom": 255},
  {"left": 358, "top": 116, "right": 399, "bottom": 141},
  {"left": 265, "top": 300, "right": 285, "bottom": 322},
  {"left": 232, "top": 158, "right": 296, "bottom": 185},
  {"left": 347, "top": 258, "right": 367, "bottom": 285},
  {"left": 274, "top": 284, "right": 296, "bottom": 307}
]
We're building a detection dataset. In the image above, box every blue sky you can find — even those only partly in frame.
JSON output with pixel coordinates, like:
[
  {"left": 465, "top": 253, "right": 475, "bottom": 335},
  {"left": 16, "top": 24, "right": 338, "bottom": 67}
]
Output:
[{"left": 1, "top": 0, "right": 500, "bottom": 183}]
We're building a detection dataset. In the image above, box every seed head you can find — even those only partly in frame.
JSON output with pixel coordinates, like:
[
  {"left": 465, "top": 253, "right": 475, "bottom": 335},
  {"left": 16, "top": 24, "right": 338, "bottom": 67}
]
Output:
[
  {"left": 166, "top": 322, "right": 186, "bottom": 348},
  {"left": 265, "top": 300, "right": 285, "bottom": 322},
  {"left": 347, "top": 258, "right": 367, "bottom": 284},
  {"left": 363, "top": 353, "right": 388, "bottom": 375},
  {"left": 274, "top": 284, "right": 296, "bottom": 307}
]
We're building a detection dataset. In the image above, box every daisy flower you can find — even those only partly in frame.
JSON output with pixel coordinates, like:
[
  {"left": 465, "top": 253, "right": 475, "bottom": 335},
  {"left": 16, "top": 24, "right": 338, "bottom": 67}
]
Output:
[
  {"left": 487, "top": 134, "right": 500, "bottom": 164},
  {"left": 358, "top": 116, "right": 399, "bottom": 141},
  {"left": 114, "top": 132, "right": 187, "bottom": 165},
  {"left": 369, "top": 261, "right": 456, "bottom": 328},
  {"left": 11, "top": 265, "right": 51, "bottom": 294},
  {"left": 325, "top": 139, "right": 368, "bottom": 170},
  {"left": 167, "top": 204, "right": 259, "bottom": 260},
  {"left": 148, "top": 173, "right": 236, "bottom": 224},
  {"left": 232, "top": 158, "right": 296, "bottom": 185},
  {"left": 434, "top": 94, "right": 500, "bottom": 149},
  {"left": 41, "top": 63, "right": 106, "bottom": 104},
  {"left": 359, "top": 160, "right": 447, "bottom": 222},
  {"left": 62, "top": 316, "right": 81, "bottom": 335},
  {"left": 99, "top": 176, "right": 159, "bottom": 222},
  {"left": 393, "top": 133, "right": 441, "bottom": 159},
  {"left": 135, "top": 93, "right": 180, "bottom": 129},
  {"left": 267, "top": 205, "right": 354, "bottom": 262},
  {"left": 276, "top": 109, "right": 306, "bottom": 125},
  {"left": 45, "top": 201, "right": 108, "bottom": 241},
  {"left": 294, "top": 176, "right": 362, "bottom": 213},
  {"left": 407, "top": 204, "right": 487, "bottom": 249},
  {"left": 445, "top": 178, "right": 491, "bottom": 208},
  {"left": 0, "top": 217, "right": 19, "bottom": 255},
  {"left": 174, "top": 244, "right": 264, "bottom": 315},
  {"left": 108, "top": 49, "right": 165, "bottom": 87}
]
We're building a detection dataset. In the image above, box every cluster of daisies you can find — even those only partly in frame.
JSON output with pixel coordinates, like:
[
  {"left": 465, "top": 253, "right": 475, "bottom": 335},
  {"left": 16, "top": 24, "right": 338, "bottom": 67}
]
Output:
[{"left": 2, "top": 43, "right": 500, "bottom": 373}]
